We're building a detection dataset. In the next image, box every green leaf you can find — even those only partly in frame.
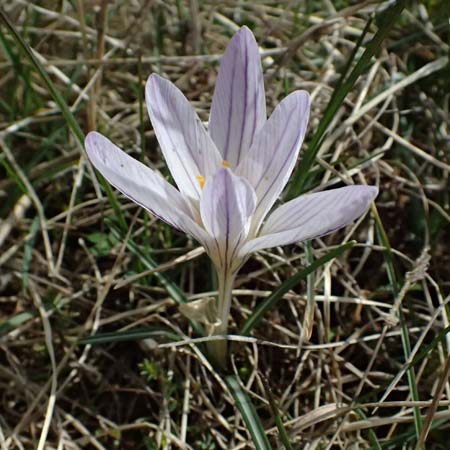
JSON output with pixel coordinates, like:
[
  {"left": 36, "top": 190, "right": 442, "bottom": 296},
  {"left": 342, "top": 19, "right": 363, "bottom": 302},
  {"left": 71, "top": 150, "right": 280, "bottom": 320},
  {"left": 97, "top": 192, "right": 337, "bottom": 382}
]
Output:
[
  {"left": 224, "top": 374, "right": 272, "bottom": 450},
  {"left": 87, "top": 231, "right": 118, "bottom": 257},
  {"left": 240, "top": 241, "right": 356, "bottom": 336},
  {"left": 139, "top": 358, "right": 160, "bottom": 382}
]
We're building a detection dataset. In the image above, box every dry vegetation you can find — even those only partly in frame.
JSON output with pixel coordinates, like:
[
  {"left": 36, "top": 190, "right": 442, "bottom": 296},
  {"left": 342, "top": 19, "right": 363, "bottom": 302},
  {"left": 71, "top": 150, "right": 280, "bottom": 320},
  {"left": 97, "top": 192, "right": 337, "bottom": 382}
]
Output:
[{"left": 0, "top": 1, "right": 449, "bottom": 449}]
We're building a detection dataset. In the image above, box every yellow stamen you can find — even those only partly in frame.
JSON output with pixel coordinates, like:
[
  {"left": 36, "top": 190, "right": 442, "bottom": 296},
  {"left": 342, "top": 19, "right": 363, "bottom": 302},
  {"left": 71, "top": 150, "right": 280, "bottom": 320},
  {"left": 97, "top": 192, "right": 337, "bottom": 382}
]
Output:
[
  {"left": 222, "top": 160, "right": 230, "bottom": 168},
  {"left": 197, "top": 175, "right": 205, "bottom": 189}
]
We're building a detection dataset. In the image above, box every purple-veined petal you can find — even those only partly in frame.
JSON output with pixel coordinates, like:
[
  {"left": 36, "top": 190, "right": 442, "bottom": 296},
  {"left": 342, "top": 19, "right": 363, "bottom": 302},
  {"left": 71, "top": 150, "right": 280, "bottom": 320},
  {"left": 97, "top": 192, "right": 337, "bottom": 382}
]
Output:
[
  {"left": 85, "top": 131, "right": 209, "bottom": 244},
  {"left": 200, "top": 168, "right": 256, "bottom": 268},
  {"left": 209, "top": 26, "right": 266, "bottom": 168},
  {"left": 146, "top": 74, "right": 222, "bottom": 202},
  {"left": 239, "top": 185, "right": 378, "bottom": 256},
  {"left": 236, "top": 90, "right": 310, "bottom": 231}
]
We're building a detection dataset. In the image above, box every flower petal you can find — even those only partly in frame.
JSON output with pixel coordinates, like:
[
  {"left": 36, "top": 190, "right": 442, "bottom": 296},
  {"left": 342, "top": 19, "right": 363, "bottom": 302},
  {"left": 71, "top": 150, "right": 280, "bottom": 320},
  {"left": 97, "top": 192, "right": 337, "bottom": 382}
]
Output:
[
  {"left": 146, "top": 74, "right": 222, "bottom": 201},
  {"left": 236, "top": 90, "right": 310, "bottom": 230},
  {"left": 239, "top": 185, "right": 378, "bottom": 256},
  {"left": 85, "top": 131, "right": 209, "bottom": 243},
  {"left": 200, "top": 168, "right": 256, "bottom": 268},
  {"left": 209, "top": 26, "right": 266, "bottom": 168}
]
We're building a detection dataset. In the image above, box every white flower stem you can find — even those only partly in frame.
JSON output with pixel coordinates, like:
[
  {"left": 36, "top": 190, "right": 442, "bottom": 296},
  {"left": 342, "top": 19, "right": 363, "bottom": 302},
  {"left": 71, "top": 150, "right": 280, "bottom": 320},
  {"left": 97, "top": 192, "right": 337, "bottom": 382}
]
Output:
[{"left": 207, "top": 266, "right": 236, "bottom": 370}]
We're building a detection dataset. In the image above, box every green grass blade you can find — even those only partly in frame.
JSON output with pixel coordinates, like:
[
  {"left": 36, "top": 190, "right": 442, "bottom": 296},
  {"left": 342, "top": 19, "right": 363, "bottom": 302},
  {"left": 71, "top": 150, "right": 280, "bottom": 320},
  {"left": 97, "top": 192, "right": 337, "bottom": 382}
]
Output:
[
  {"left": 240, "top": 241, "right": 355, "bottom": 336},
  {"left": 99, "top": 175, "right": 128, "bottom": 230},
  {"left": 0, "top": 310, "right": 36, "bottom": 335},
  {"left": 79, "top": 327, "right": 181, "bottom": 345},
  {"left": 371, "top": 206, "right": 423, "bottom": 442},
  {"left": 409, "top": 325, "right": 450, "bottom": 368},
  {"left": 273, "top": 414, "right": 293, "bottom": 450},
  {"left": 0, "top": 156, "right": 27, "bottom": 193},
  {"left": 261, "top": 375, "right": 293, "bottom": 450},
  {"left": 22, "top": 216, "right": 39, "bottom": 290},
  {"left": 328, "top": 15, "right": 373, "bottom": 108},
  {"left": 367, "top": 418, "right": 450, "bottom": 450},
  {"left": 302, "top": 240, "right": 315, "bottom": 340},
  {"left": 224, "top": 374, "right": 272, "bottom": 450},
  {"left": 287, "top": 0, "right": 406, "bottom": 198},
  {"left": 355, "top": 408, "right": 382, "bottom": 450},
  {"left": 137, "top": 52, "right": 146, "bottom": 158}
]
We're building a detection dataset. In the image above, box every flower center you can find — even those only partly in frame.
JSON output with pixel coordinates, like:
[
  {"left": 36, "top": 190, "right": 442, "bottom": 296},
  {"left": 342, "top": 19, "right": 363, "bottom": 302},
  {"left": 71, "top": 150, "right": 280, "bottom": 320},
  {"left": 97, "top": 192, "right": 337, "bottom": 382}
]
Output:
[{"left": 197, "top": 161, "right": 231, "bottom": 189}]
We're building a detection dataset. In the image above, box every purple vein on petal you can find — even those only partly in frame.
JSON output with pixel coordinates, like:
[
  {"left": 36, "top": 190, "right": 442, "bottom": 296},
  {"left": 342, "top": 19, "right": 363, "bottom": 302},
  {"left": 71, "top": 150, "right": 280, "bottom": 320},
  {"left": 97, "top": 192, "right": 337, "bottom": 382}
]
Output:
[
  {"left": 85, "top": 132, "right": 193, "bottom": 233},
  {"left": 235, "top": 90, "right": 310, "bottom": 215},
  {"left": 284, "top": 202, "right": 328, "bottom": 232},
  {"left": 266, "top": 196, "right": 315, "bottom": 231},
  {"left": 235, "top": 41, "right": 249, "bottom": 166},
  {"left": 165, "top": 89, "right": 210, "bottom": 172},
  {"left": 150, "top": 91, "right": 199, "bottom": 194},
  {"left": 228, "top": 232, "right": 243, "bottom": 268},
  {"left": 213, "top": 236, "right": 224, "bottom": 269},
  {"left": 240, "top": 185, "right": 378, "bottom": 256},
  {"left": 252, "top": 102, "right": 300, "bottom": 215},
  {"left": 200, "top": 168, "right": 256, "bottom": 270},
  {"left": 250, "top": 77, "right": 259, "bottom": 148},
  {"left": 94, "top": 164, "right": 183, "bottom": 232},
  {"left": 224, "top": 171, "right": 231, "bottom": 267},
  {"left": 296, "top": 190, "right": 353, "bottom": 231},
  {"left": 166, "top": 90, "right": 197, "bottom": 162},
  {"left": 223, "top": 50, "right": 237, "bottom": 162},
  {"left": 267, "top": 193, "right": 330, "bottom": 232},
  {"left": 210, "top": 28, "right": 266, "bottom": 168},
  {"left": 255, "top": 134, "right": 298, "bottom": 211},
  {"left": 253, "top": 106, "right": 295, "bottom": 191}
]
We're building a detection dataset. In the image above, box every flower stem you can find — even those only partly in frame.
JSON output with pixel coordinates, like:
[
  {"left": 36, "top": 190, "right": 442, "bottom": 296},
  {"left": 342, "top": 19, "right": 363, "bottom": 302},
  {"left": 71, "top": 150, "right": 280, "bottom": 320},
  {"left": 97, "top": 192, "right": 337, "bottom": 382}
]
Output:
[{"left": 207, "top": 267, "right": 235, "bottom": 370}]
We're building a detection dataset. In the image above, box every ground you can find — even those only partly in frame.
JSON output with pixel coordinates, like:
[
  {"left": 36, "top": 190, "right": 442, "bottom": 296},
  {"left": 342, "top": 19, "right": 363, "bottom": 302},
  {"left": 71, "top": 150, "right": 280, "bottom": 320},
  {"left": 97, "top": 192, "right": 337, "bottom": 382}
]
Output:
[{"left": 0, "top": 1, "right": 449, "bottom": 449}]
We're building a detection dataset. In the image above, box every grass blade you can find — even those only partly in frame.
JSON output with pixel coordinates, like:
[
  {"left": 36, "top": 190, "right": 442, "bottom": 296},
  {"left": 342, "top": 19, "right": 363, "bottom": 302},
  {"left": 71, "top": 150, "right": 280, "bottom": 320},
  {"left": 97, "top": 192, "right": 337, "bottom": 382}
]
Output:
[
  {"left": 355, "top": 408, "right": 382, "bottom": 450},
  {"left": 224, "top": 374, "right": 272, "bottom": 450},
  {"left": 0, "top": 310, "right": 36, "bottom": 335},
  {"left": 261, "top": 375, "right": 293, "bottom": 450},
  {"left": 287, "top": 0, "right": 406, "bottom": 198},
  {"left": 371, "top": 206, "right": 423, "bottom": 442},
  {"left": 240, "top": 241, "right": 355, "bottom": 336},
  {"left": 79, "top": 327, "right": 181, "bottom": 345},
  {"left": 301, "top": 240, "right": 315, "bottom": 340},
  {"left": 328, "top": 15, "right": 373, "bottom": 108}
]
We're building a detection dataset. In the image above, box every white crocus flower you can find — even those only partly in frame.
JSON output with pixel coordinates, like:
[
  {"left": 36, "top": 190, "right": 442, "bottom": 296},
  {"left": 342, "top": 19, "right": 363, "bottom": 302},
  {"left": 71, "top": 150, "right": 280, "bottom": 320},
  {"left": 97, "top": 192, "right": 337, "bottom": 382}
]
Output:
[{"left": 85, "top": 27, "right": 378, "bottom": 367}]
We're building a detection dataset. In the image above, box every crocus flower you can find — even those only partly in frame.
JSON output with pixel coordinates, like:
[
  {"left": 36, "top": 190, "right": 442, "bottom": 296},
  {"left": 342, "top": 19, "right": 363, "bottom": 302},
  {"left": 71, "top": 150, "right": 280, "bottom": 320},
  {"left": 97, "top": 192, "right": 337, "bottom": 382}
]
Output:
[{"left": 85, "top": 27, "right": 377, "bottom": 367}]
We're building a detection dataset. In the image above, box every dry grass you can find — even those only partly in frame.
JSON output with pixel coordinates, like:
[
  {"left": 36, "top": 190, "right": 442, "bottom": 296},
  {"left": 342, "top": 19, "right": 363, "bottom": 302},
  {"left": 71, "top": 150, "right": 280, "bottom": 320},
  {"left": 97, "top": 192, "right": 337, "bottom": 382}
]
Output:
[{"left": 0, "top": 1, "right": 449, "bottom": 449}]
